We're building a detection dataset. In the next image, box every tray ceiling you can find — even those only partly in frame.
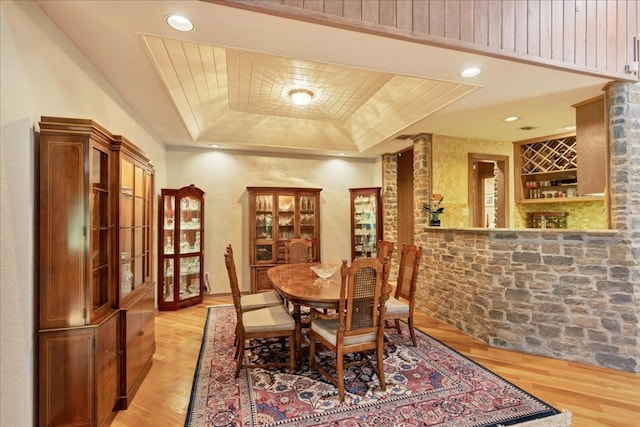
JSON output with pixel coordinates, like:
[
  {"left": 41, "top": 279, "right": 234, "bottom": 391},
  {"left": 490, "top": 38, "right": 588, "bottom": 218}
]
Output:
[{"left": 142, "top": 35, "right": 477, "bottom": 153}]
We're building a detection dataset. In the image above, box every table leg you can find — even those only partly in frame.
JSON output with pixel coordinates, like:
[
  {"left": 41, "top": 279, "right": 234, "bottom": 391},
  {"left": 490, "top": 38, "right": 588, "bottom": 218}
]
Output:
[{"left": 292, "top": 303, "right": 302, "bottom": 355}]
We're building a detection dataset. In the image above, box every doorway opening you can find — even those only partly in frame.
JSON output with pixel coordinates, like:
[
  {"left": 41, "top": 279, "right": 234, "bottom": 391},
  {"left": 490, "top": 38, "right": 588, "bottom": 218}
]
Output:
[
  {"left": 468, "top": 154, "right": 509, "bottom": 228},
  {"left": 397, "top": 147, "right": 414, "bottom": 246}
]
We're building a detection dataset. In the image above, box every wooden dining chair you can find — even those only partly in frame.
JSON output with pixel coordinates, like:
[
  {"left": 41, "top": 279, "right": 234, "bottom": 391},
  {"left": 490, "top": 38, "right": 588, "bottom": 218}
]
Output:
[
  {"left": 376, "top": 240, "right": 394, "bottom": 263},
  {"left": 225, "top": 244, "right": 285, "bottom": 355},
  {"left": 383, "top": 244, "right": 422, "bottom": 346},
  {"left": 224, "top": 247, "right": 296, "bottom": 377},
  {"left": 284, "top": 238, "right": 313, "bottom": 263},
  {"left": 308, "top": 257, "right": 391, "bottom": 402},
  {"left": 226, "top": 244, "right": 282, "bottom": 311}
]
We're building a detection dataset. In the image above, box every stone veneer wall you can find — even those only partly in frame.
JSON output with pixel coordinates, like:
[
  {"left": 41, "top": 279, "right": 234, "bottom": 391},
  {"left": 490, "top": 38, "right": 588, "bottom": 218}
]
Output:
[
  {"left": 399, "top": 82, "right": 639, "bottom": 372},
  {"left": 382, "top": 153, "right": 399, "bottom": 279},
  {"left": 416, "top": 228, "right": 637, "bottom": 371}
]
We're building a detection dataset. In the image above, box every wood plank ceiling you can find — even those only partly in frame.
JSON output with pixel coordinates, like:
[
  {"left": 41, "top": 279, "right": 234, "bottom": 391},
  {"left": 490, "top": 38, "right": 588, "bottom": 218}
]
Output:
[{"left": 142, "top": 35, "right": 478, "bottom": 153}]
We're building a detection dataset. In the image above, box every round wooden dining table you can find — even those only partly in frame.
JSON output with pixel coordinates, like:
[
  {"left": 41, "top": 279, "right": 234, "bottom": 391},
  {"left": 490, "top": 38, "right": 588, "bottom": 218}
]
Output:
[{"left": 267, "top": 262, "right": 343, "bottom": 354}]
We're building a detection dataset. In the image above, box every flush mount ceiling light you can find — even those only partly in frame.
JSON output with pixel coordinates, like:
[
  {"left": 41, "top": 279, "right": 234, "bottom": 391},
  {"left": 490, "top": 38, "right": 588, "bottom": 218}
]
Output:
[
  {"left": 288, "top": 88, "right": 314, "bottom": 106},
  {"left": 504, "top": 116, "right": 520, "bottom": 122},
  {"left": 460, "top": 67, "right": 481, "bottom": 78},
  {"left": 166, "top": 15, "right": 194, "bottom": 32}
]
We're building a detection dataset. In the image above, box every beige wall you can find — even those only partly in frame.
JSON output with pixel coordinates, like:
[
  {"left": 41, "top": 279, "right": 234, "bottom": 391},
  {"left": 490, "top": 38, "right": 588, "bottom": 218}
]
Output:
[
  {"left": 431, "top": 135, "right": 514, "bottom": 228},
  {"left": 0, "top": 2, "right": 167, "bottom": 425},
  {"left": 515, "top": 200, "right": 607, "bottom": 229},
  {"left": 165, "top": 148, "right": 380, "bottom": 294}
]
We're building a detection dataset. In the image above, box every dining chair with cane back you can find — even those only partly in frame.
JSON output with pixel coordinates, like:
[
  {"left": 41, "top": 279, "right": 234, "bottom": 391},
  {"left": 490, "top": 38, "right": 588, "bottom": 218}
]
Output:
[
  {"left": 284, "top": 238, "right": 313, "bottom": 263},
  {"left": 224, "top": 247, "right": 296, "bottom": 377},
  {"left": 383, "top": 244, "right": 422, "bottom": 346},
  {"left": 308, "top": 257, "right": 391, "bottom": 402}
]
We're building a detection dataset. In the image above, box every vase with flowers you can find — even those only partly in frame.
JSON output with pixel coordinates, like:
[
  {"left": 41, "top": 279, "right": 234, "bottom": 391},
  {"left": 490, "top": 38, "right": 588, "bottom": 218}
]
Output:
[{"left": 424, "top": 194, "right": 444, "bottom": 226}]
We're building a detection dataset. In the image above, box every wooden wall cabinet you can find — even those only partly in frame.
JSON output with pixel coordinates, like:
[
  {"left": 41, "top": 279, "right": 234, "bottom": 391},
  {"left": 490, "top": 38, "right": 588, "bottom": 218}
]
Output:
[
  {"left": 158, "top": 185, "right": 205, "bottom": 310},
  {"left": 37, "top": 117, "right": 155, "bottom": 426},
  {"left": 574, "top": 96, "right": 606, "bottom": 196},
  {"left": 349, "top": 187, "right": 382, "bottom": 260},
  {"left": 513, "top": 132, "right": 604, "bottom": 204},
  {"left": 247, "top": 187, "right": 321, "bottom": 292}
]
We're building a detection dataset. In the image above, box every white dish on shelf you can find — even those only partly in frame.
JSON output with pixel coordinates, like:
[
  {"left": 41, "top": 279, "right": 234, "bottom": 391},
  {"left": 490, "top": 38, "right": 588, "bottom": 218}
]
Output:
[{"left": 311, "top": 265, "right": 337, "bottom": 279}]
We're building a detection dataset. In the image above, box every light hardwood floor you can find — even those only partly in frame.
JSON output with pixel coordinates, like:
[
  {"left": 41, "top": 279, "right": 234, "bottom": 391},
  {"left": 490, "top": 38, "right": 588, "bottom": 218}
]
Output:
[{"left": 112, "top": 296, "right": 640, "bottom": 427}]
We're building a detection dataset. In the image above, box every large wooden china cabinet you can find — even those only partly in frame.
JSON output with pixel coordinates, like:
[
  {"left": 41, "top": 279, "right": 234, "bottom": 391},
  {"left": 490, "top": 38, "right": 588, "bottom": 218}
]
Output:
[
  {"left": 349, "top": 187, "right": 383, "bottom": 260},
  {"left": 36, "top": 117, "right": 155, "bottom": 426},
  {"left": 247, "top": 187, "right": 322, "bottom": 292},
  {"left": 158, "top": 185, "right": 205, "bottom": 310}
]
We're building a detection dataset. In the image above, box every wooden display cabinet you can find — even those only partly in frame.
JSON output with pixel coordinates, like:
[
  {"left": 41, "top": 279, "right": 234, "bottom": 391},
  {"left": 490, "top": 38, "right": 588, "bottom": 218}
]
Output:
[
  {"left": 247, "top": 187, "right": 322, "bottom": 292},
  {"left": 158, "top": 185, "right": 205, "bottom": 310},
  {"left": 36, "top": 117, "right": 155, "bottom": 426},
  {"left": 349, "top": 187, "right": 383, "bottom": 260}
]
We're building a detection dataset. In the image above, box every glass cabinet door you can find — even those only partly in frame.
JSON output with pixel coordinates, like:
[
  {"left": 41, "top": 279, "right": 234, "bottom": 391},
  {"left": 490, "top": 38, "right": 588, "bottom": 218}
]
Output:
[
  {"left": 161, "top": 194, "right": 176, "bottom": 302},
  {"left": 277, "top": 194, "right": 295, "bottom": 240},
  {"left": 350, "top": 188, "right": 382, "bottom": 260},
  {"left": 254, "top": 193, "right": 274, "bottom": 262},
  {"left": 119, "top": 159, "right": 152, "bottom": 300},
  {"left": 298, "top": 194, "right": 316, "bottom": 239},
  {"left": 178, "top": 195, "right": 201, "bottom": 301},
  {"left": 90, "top": 144, "right": 111, "bottom": 313}
]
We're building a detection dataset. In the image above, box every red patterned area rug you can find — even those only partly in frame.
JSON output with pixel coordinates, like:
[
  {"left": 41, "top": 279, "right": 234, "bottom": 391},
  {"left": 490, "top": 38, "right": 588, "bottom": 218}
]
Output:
[{"left": 185, "top": 306, "right": 571, "bottom": 427}]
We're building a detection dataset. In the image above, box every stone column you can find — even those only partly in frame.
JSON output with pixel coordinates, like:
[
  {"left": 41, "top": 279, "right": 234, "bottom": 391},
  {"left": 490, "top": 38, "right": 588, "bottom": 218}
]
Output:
[
  {"left": 381, "top": 153, "right": 399, "bottom": 278},
  {"left": 607, "top": 81, "right": 640, "bottom": 370},
  {"left": 412, "top": 133, "right": 433, "bottom": 242}
]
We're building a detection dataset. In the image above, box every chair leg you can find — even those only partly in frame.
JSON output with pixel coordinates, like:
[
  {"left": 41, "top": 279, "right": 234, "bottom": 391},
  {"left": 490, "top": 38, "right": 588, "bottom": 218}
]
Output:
[
  {"left": 235, "top": 338, "right": 245, "bottom": 378},
  {"left": 376, "top": 344, "right": 386, "bottom": 392},
  {"left": 336, "top": 352, "right": 345, "bottom": 402},
  {"left": 408, "top": 316, "right": 417, "bottom": 346},
  {"left": 289, "top": 332, "right": 296, "bottom": 371},
  {"left": 309, "top": 335, "right": 316, "bottom": 370},
  {"left": 394, "top": 319, "right": 402, "bottom": 335},
  {"left": 234, "top": 325, "right": 240, "bottom": 359}
]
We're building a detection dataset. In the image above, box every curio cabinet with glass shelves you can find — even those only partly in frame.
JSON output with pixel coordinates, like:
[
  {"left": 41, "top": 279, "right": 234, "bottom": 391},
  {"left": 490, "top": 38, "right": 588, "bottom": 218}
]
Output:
[
  {"left": 247, "top": 187, "right": 322, "bottom": 292},
  {"left": 350, "top": 187, "right": 383, "bottom": 260},
  {"left": 158, "top": 185, "right": 205, "bottom": 310}
]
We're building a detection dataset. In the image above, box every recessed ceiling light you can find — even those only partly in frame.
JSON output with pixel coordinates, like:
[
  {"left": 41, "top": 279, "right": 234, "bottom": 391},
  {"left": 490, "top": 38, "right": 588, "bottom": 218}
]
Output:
[
  {"left": 288, "top": 88, "right": 314, "bottom": 106},
  {"left": 460, "top": 67, "right": 481, "bottom": 78},
  {"left": 337, "top": 152, "right": 346, "bottom": 156},
  {"left": 166, "top": 15, "right": 194, "bottom": 32},
  {"left": 209, "top": 144, "right": 220, "bottom": 148},
  {"left": 504, "top": 116, "right": 519, "bottom": 122}
]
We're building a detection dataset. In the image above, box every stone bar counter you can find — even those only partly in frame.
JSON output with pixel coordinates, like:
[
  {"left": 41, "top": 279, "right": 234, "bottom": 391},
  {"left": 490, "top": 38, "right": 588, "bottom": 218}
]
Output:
[{"left": 415, "top": 226, "right": 639, "bottom": 372}]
